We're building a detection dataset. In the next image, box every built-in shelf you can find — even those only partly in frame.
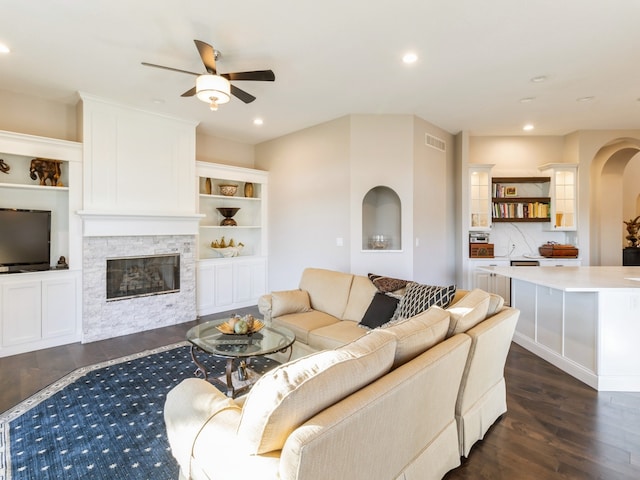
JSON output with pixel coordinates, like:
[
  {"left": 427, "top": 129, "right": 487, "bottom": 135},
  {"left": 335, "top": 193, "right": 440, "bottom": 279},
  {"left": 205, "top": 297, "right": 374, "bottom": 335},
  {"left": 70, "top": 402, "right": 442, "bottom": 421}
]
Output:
[
  {"left": 492, "top": 176, "right": 551, "bottom": 222},
  {"left": 0, "top": 182, "right": 69, "bottom": 191}
]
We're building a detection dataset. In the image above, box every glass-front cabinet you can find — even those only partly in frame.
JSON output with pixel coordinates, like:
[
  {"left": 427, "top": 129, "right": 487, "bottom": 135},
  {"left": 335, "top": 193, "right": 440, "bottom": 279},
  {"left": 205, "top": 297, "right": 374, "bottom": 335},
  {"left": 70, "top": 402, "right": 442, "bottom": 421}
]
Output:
[
  {"left": 468, "top": 164, "right": 493, "bottom": 230},
  {"left": 539, "top": 163, "right": 578, "bottom": 231}
]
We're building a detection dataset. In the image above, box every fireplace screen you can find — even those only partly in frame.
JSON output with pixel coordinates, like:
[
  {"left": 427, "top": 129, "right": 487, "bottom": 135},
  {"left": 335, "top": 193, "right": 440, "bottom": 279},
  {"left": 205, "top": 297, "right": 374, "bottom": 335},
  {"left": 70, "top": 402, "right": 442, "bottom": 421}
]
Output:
[{"left": 106, "top": 254, "right": 180, "bottom": 301}]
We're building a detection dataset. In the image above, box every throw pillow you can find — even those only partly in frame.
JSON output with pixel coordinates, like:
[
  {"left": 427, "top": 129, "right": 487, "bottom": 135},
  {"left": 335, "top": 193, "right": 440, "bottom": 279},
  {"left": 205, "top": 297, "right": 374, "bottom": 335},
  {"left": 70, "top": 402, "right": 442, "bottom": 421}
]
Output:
[
  {"left": 359, "top": 292, "right": 400, "bottom": 329},
  {"left": 446, "top": 288, "right": 491, "bottom": 337},
  {"left": 394, "top": 282, "right": 457, "bottom": 320},
  {"left": 271, "top": 289, "right": 311, "bottom": 318},
  {"left": 368, "top": 273, "right": 409, "bottom": 293},
  {"left": 237, "top": 329, "right": 397, "bottom": 454}
]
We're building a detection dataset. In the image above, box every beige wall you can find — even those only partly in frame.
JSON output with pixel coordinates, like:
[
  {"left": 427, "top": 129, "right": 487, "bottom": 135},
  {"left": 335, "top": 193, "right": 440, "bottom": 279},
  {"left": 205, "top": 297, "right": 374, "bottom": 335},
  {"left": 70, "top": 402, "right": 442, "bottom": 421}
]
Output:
[
  {"left": 256, "top": 114, "right": 458, "bottom": 290},
  {"left": 255, "top": 116, "right": 352, "bottom": 290},
  {"left": 0, "top": 89, "right": 77, "bottom": 141},
  {"left": 196, "top": 130, "right": 255, "bottom": 168}
]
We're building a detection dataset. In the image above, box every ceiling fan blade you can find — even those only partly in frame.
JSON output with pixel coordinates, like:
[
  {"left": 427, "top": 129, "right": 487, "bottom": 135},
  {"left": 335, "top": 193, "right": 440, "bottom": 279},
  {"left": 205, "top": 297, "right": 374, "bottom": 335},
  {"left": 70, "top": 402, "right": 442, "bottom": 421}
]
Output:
[
  {"left": 141, "top": 62, "right": 200, "bottom": 76},
  {"left": 194, "top": 39, "right": 217, "bottom": 74},
  {"left": 181, "top": 86, "right": 197, "bottom": 97},
  {"left": 222, "top": 70, "right": 275, "bottom": 82},
  {"left": 231, "top": 84, "right": 256, "bottom": 103}
]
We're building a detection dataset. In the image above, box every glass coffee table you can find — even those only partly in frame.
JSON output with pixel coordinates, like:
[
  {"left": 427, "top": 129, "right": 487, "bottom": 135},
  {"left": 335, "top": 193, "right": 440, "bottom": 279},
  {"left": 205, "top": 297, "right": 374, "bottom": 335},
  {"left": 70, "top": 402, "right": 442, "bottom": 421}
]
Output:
[{"left": 186, "top": 318, "right": 295, "bottom": 398}]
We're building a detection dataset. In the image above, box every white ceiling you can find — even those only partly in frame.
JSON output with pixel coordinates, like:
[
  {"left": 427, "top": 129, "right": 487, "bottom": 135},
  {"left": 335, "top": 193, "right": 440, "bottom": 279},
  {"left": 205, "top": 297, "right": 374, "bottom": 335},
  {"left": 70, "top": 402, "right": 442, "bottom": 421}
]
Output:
[{"left": 2, "top": 0, "right": 640, "bottom": 145}]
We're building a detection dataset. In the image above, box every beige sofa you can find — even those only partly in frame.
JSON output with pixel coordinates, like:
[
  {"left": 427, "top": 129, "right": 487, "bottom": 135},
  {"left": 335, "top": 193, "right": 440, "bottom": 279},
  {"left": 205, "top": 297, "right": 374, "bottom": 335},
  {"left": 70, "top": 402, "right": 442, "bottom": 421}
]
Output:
[{"left": 164, "top": 268, "right": 519, "bottom": 479}]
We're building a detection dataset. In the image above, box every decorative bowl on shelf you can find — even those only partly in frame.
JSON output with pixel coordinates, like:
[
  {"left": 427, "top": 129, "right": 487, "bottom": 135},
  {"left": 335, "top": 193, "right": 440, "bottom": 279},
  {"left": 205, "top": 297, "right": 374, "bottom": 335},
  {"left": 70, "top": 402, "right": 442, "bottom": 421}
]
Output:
[
  {"left": 216, "top": 207, "right": 240, "bottom": 226},
  {"left": 216, "top": 317, "right": 264, "bottom": 335},
  {"left": 210, "top": 245, "right": 244, "bottom": 257},
  {"left": 219, "top": 184, "right": 238, "bottom": 196}
]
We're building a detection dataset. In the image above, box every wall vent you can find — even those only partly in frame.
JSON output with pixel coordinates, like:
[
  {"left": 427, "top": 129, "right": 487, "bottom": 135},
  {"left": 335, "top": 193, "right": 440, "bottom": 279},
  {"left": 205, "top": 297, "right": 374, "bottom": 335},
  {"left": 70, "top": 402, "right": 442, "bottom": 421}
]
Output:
[{"left": 425, "top": 134, "right": 446, "bottom": 152}]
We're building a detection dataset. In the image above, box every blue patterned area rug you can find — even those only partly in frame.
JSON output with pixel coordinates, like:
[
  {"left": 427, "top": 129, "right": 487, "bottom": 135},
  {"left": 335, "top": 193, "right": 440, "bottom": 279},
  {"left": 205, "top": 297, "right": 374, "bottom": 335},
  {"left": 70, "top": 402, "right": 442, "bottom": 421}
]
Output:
[{"left": 0, "top": 342, "right": 279, "bottom": 480}]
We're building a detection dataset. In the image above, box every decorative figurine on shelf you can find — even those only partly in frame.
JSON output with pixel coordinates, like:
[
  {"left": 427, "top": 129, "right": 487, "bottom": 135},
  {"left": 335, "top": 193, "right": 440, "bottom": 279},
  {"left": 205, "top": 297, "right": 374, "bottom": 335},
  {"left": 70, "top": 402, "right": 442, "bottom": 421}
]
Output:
[
  {"left": 0, "top": 158, "right": 10, "bottom": 174},
  {"left": 56, "top": 256, "right": 69, "bottom": 269},
  {"left": 624, "top": 216, "right": 640, "bottom": 247},
  {"left": 29, "top": 158, "right": 64, "bottom": 186}
]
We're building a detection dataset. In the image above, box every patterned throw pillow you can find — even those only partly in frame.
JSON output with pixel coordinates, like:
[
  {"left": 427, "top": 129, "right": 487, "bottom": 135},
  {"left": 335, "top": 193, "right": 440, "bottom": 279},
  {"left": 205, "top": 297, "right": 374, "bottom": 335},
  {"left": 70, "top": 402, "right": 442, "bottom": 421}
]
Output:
[
  {"left": 394, "top": 282, "right": 457, "bottom": 320},
  {"left": 368, "top": 273, "right": 409, "bottom": 293}
]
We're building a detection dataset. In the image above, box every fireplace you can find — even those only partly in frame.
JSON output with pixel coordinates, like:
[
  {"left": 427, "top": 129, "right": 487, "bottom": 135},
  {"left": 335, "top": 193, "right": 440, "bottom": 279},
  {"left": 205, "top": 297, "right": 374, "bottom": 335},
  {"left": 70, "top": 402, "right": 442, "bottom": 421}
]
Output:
[{"left": 106, "top": 254, "right": 180, "bottom": 301}]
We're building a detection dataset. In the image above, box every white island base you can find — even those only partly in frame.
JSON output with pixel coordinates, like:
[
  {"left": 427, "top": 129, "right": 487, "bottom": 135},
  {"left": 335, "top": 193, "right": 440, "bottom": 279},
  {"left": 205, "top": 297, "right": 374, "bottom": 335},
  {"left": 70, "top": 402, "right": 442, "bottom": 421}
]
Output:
[{"left": 482, "top": 266, "right": 640, "bottom": 392}]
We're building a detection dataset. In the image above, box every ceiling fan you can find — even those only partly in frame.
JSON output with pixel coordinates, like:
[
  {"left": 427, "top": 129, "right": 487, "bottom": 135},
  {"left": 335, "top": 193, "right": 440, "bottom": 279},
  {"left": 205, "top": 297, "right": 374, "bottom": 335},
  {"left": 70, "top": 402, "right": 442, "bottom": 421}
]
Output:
[{"left": 142, "top": 39, "right": 275, "bottom": 110}]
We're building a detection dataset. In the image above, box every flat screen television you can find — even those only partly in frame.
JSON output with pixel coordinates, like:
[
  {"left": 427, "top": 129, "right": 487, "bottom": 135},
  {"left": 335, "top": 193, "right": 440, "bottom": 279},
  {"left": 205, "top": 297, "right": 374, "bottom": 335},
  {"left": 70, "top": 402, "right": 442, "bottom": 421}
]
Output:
[{"left": 0, "top": 208, "right": 51, "bottom": 273}]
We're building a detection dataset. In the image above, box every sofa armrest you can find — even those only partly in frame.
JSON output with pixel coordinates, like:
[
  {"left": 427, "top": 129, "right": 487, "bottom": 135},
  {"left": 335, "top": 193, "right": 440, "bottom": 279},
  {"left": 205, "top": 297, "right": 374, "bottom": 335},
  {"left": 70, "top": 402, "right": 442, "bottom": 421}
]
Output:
[
  {"left": 258, "top": 294, "right": 273, "bottom": 321},
  {"left": 164, "top": 378, "right": 242, "bottom": 472}
]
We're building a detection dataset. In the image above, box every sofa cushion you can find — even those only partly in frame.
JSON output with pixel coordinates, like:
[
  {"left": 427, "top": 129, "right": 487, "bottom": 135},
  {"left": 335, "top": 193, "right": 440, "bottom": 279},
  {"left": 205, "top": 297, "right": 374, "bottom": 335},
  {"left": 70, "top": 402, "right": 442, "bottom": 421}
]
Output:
[
  {"left": 395, "top": 282, "right": 457, "bottom": 320},
  {"left": 446, "top": 288, "right": 491, "bottom": 337},
  {"left": 272, "top": 311, "right": 340, "bottom": 344},
  {"left": 299, "top": 268, "right": 354, "bottom": 319},
  {"left": 237, "top": 329, "right": 397, "bottom": 454},
  {"left": 368, "top": 273, "right": 410, "bottom": 293},
  {"left": 307, "top": 320, "right": 369, "bottom": 350},
  {"left": 341, "top": 275, "right": 378, "bottom": 322},
  {"left": 384, "top": 306, "right": 450, "bottom": 368},
  {"left": 359, "top": 292, "right": 400, "bottom": 329},
  {"left": 486, "top": 293, "right": 505, "bottom": 317},
  {"left": 271, "top": 289, "right": 311, "bottom": 318}
]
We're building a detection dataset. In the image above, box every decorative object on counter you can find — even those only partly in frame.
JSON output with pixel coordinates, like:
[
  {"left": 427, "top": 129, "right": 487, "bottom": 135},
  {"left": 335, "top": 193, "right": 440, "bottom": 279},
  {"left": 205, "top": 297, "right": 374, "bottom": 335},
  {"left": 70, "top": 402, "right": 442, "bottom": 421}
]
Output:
[
  {"left": 216, "top": 315, "right": 263, "bottom": 335},
  {"left": 56, "top": 255, "right": 69, "bottom": 269},
  {"left": 217, "top": 207, "right": 240, "bottom": 226},
  {"left": 0, "top": 158, "right": 9, "bottom": 174},
  {"left": 538, "top": 241, "right": 579, "bottom": 258},
  {"left": 205, "top": 177, "right": 213, "bottom": 194},
  {"left": 469, "top": 243, "right": 494, "bottom": 258},
  {"left": 29, "top": 158, "right": 64, "bottom": 186},
  {"left": 369, "top": 235, "right": 389, "bottom": 249},
  {"left": 623, "top": 216, "right": 640, "bottom": 247},
  {"left": 244, "top": 182, "right": 254, "bottom": 198},
  {"left": 218, "top": 184, "right": 238, "bottom": 196},
  {"left": 210, "top": 236, "right": 244, "bottom": 257}
]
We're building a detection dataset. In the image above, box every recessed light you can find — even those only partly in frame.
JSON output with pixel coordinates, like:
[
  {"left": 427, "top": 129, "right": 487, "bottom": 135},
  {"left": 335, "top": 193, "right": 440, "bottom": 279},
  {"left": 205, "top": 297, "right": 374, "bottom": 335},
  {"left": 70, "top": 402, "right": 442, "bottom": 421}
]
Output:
[
  {"left": 530, "top": 75, "right": 547, "bottom": 83},
  {"left": 253, "top": 118, "right": 263, "bottom": 126},
  {"left": 402, "top": 52, "right": 418, "bottom": 64},
  {"left": 519, "top": 97, "right": 536, "bottom": 103},
  {"left": 523, "top": 124, "right": 535, "bottom": 131},
  {"left": 0, "top": 43, "right": 10, "bottom": 54}
]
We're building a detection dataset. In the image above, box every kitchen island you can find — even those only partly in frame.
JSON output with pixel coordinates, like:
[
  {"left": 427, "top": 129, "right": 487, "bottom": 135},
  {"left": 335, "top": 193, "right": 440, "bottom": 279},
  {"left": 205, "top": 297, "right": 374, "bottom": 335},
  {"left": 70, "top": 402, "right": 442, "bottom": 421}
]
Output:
[{"left": 480, "top": 266, "right": 640, "bottom": 392}]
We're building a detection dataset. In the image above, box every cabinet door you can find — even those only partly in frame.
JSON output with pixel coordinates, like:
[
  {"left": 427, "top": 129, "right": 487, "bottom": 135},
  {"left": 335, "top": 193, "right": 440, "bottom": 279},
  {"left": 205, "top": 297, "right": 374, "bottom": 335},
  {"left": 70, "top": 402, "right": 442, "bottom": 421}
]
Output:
[
  {"left": 42, "top": 276, "right": 77, "bottom": 338},
  {"left": 1, "top": 280, "right": 42, "bottom": 347},
  {"left": 196, "top": 262, "right": 216, "bottom": 314},
  {"left": 234, "top": 259, "right": 267, "bottom": 303},
  {"left": 214, "top": 262, "right": 234, "bottom": 307},
  {"left": 469, "top": 166, "right": 492, "bottom": 230}
]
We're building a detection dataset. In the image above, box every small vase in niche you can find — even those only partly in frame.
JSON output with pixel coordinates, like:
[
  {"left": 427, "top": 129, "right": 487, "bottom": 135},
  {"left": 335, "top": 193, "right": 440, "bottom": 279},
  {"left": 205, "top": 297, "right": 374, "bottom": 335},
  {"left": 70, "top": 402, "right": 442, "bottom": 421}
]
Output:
[
  {"left": 205, "top": 178, "right": 212, "bottom": 195},
  {"left": 244, "top": 182, "right": 254, "bottom": 198}
]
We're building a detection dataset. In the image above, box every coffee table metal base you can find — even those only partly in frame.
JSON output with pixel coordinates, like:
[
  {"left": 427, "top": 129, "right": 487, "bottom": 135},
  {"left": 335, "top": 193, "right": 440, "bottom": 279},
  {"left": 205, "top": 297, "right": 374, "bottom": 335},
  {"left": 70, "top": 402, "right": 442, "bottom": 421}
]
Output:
[{"left": 190, "top": 343, "right": 292, "bottom": 398}]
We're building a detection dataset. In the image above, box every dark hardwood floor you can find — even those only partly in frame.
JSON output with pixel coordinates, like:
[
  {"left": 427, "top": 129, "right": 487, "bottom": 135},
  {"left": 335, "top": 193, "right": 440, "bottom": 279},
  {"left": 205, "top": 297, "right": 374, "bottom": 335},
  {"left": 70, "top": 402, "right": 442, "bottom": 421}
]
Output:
[{"left": 2, "top": 309, "right": 640, "bottom": 479}]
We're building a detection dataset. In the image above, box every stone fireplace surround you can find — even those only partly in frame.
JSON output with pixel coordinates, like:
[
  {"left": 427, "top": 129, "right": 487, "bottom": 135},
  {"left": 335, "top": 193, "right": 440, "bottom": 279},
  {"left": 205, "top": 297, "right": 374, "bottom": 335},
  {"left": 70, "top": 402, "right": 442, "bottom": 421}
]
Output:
[{"left": 80, "top": 212, "right": 201, "bottom": 343}]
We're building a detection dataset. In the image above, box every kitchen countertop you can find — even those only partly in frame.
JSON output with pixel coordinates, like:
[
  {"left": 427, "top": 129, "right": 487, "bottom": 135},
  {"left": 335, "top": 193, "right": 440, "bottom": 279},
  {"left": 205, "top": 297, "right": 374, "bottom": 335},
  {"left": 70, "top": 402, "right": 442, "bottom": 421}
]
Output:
[{"left": 479, "top": 265, "right": 640, "bottom": 291}]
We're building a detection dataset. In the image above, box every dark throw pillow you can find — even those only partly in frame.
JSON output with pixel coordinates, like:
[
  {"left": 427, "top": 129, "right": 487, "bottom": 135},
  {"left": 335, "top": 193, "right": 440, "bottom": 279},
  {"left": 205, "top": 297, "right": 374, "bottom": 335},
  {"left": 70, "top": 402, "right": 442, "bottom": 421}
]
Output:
[
  {"left": 359, "top": 292, "right": 400, "bottom": 329},
  {"left": 394, "top": 282, "right": 457, "bottom": 320},
  {"left": 368, "top": 273, "right": 409, "bottom": 293}
]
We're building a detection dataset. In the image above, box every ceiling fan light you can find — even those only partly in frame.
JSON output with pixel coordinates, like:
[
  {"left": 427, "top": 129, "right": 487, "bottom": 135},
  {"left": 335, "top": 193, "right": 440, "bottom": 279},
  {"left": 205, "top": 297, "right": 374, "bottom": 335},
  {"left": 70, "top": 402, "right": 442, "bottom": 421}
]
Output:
[{"left": 196, "top": 74, "right": 231, "bottom": 104}]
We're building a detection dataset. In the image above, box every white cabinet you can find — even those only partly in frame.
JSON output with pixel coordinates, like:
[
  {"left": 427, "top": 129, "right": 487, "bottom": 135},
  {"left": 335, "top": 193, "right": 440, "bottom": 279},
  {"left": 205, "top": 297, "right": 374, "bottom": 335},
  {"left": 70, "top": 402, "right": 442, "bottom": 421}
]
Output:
[
  {"left": 539, "top": 163, "right": 578, "bottom": 231},
  {"left": 468, "top": 164, "right": 493, "bottom": 231},
  {"left": 195, "top": 162, "right": 268, "bottom": 316},
  {"left": 197, "top": 258, "right": 267, "bottom": 316},
  {"left": 0, "top": 270, "right": 80, "bottom": 357},
  {"left": 470, "top": 260, "right": 511, "bottom": 304}
]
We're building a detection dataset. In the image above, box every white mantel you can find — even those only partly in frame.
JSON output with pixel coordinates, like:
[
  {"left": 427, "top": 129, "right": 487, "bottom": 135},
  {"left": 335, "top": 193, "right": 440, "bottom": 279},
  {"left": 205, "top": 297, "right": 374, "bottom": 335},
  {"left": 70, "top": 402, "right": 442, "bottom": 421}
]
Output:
[{"left": 78, "top": 211, "right": 204, "bottom": 237}]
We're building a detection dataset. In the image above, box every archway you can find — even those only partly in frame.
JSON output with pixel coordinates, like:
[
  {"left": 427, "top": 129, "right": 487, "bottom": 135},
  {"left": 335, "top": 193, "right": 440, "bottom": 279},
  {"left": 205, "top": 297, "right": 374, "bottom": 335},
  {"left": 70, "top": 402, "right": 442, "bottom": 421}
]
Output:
[
  {"left": 361, "top": 186, "right": 402, "bottom": 250},
  {"left": 590, "top": 138, "right": 640, "bottom": 265}
]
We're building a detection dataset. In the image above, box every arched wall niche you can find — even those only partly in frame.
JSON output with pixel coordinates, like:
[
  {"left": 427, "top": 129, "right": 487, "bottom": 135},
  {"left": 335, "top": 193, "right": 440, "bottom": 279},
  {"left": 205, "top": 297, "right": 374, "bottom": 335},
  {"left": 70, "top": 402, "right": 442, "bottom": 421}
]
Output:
[
  {"left": 362, "top": 186, "right": 401, "bottom": 251},
  {"left": 590, "top": 137, "right": 640, "bottom": 265}
]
